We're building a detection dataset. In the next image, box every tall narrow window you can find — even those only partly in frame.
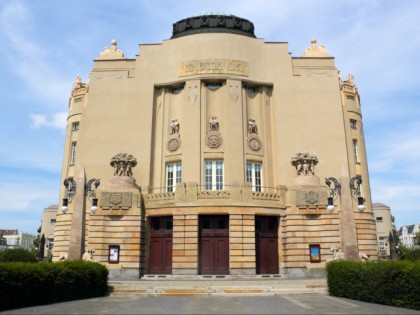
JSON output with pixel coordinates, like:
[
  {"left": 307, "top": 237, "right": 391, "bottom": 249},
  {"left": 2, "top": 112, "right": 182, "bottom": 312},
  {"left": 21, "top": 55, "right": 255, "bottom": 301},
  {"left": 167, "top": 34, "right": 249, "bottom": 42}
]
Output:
[
  {"left": 205, "top": 160, "right": 224, "bottom": 190},
  {"left": 246, "top": 162, "right": 262, "bottom": 192},
  {"left": 166, "top": 162, "right": 182, "bottom": 192},
  {"left": 350, "top": 119, "right": 357, "bottom": 128},
  {"left": 70, "top": 142, "right": 77, "bottom": 165},
  {"left": 352, "top": 139, "right": 359, "bottom": 162},
  {"left": 72, "top": 122, "right": 80, "bottom": 131}
]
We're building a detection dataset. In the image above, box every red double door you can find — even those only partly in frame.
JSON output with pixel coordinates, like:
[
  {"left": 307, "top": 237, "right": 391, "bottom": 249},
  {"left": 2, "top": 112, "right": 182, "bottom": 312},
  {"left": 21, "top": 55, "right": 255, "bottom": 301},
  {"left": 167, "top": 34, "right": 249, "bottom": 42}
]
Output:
[
  {"left": 149, "top": 216, "right": 173, "bottom": 274},
  {"left": 255, "top": 216, "right": 279, "bottom": 274},
  {"left": 199, "top": 215, "right": 229, "bottom": 275}
]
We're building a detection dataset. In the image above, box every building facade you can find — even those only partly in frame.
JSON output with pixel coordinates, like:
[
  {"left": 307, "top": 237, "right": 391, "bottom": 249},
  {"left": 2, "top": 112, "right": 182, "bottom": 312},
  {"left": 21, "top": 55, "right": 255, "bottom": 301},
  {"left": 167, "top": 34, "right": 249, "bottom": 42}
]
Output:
[
  {"left": 40, "top": 205, "right": 58, "bottom": 258},
  {"left": 399, "top": 224, "right": 420, "bottom": 249},
  {"left": 372, "top": 203, "right": 396, "bottom": 259},
  {"left": 53, "top": 15, "right": 377, "bottom": 278}
]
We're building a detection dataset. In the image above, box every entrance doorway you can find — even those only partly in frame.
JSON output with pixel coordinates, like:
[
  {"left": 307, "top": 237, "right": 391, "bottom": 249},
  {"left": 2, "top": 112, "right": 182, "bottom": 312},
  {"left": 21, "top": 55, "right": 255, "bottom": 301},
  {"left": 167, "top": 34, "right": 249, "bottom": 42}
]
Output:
[
  {"left": 149, "top": 216, "right": 173, "bottom": 274},
  {"left": 255, "top": 216, "right": 279, "bottom": 274},
  {"left": 199, "top": 215, "right": 229, "bottom": 275}
]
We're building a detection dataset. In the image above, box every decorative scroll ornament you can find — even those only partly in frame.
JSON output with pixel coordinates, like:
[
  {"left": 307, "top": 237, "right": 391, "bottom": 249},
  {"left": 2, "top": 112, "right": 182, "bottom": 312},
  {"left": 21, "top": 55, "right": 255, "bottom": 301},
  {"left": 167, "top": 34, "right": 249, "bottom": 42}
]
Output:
[
  {"left": 291, "top": 152, "right": 319, "bottom": 176},
  {"left": 110, "top": 153, "right": 137, "bottom": 176},
  {"left": 207, "top": 116, "right": 223, "bottom": 149},
  {"left": 247, "top": 119, "right": 262, "bottom": 151}
]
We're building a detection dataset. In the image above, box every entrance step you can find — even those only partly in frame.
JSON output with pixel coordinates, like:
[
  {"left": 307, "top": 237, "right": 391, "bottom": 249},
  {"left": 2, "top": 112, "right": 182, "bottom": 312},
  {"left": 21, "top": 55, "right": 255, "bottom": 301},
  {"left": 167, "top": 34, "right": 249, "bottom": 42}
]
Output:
[{"left": 109, "top": 278, "right": 328, "bottom": 296}]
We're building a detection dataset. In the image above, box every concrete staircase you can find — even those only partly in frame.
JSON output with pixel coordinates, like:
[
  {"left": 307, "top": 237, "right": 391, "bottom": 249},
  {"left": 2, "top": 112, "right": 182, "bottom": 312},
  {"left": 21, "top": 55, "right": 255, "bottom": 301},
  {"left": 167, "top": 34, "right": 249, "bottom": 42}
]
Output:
[{"left": 109, "top": 278, "right": 328, "bottom": 297}]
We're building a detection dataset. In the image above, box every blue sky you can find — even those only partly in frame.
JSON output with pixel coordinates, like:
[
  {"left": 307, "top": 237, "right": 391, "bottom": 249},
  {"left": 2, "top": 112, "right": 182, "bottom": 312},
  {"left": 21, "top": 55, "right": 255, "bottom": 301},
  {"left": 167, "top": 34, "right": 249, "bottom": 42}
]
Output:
[{"left": 0, "top": 0, "right": 419, "bottom": 234}]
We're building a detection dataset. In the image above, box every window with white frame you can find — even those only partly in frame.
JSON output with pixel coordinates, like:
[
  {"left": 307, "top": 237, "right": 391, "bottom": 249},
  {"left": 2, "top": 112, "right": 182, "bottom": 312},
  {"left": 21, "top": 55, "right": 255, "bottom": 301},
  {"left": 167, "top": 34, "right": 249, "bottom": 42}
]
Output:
[
  {"left": 70, "top": 142, "right": 77, "bottom": 164},
  {"left": 352, "top": 139, "right": 359, "bottom": 162},
  {"left": 246, "top": 162, "right": 262, "bottom": 192},
  {"left": 166, "top": 162, "right": 182, "bottom": 192},
  {"left": 379, "top": 236, "right": 387, "bottom": 250},
  {"left": 205, "top": 160, "right": 224, "bottom": 190}
]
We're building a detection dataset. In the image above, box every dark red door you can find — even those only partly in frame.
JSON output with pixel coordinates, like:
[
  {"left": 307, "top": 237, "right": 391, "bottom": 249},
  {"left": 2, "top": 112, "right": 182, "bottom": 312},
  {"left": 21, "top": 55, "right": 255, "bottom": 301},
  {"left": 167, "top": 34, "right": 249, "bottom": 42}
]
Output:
[
  {"left": 256, "top": 216, "right": 279, "bottom": 274},
  {"left": 149, "top": 216, "right": 173, "bottom": 274},
  {"left": 199, "top": 215, "right": 229, "bottom": 275}
]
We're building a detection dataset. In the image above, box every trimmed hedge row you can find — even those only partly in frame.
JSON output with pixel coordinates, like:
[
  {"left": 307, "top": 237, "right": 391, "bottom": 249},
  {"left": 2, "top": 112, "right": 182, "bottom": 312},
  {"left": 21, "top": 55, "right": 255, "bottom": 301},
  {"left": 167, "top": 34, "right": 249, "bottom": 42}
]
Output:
[
  {"left": 0, "top": 260, "right": 108, "bottom": 311},
  {"left": 327, "top": 260, "right": 420, "bottom": 310},
  {"left": 0, "top": 248, "right": 37, "bottom": 263}
]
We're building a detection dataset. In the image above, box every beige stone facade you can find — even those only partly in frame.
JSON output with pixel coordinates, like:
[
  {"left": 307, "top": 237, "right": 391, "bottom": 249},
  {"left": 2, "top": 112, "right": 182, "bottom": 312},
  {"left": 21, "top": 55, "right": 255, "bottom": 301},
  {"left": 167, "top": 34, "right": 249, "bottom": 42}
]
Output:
[
  {"left": 53, "top": 15, "right": 377, "bottom": 278},
  {"left": 372, "top": 203, "right": 396, "bottom": 259}
]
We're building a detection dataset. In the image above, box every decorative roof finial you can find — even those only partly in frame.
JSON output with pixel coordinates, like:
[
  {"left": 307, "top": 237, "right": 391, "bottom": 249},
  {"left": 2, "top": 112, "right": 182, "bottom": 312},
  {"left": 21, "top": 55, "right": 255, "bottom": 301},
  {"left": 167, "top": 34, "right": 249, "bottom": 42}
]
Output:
[
  {"left": 98, "top": 39, "right": 126, "bottom": 60},
  {"left": 303, "top": 37, "right": 330, "bottom": 57}
]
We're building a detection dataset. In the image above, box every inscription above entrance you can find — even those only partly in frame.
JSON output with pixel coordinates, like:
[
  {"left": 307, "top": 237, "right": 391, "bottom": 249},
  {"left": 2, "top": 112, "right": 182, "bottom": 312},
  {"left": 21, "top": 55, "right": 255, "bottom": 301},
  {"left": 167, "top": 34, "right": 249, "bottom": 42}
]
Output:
[{"left": 180, "top": 59, "right": 249, "bottom": 77}]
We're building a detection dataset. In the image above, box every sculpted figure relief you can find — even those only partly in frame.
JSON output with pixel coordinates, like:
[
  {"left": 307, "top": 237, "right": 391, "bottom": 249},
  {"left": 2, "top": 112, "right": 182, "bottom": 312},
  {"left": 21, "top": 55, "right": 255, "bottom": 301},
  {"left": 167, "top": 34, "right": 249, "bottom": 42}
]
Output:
[
  {"left": 248, "top": 119, "right": 258, "bottom": 134},
  {"left": 209, "top": 116, "right": 219, "bottom": 132},
  {"left": 291, "top": 152, "right": 319, "bottom": 176},
  {"left": 170, "top": 119, "right": 179, "bottom": 135},
  {"left": 82, "top": 248, "right": 95, "bottom": 261},
  {"left": 110, "top": 153, "right": 137, "bottom": 177}
]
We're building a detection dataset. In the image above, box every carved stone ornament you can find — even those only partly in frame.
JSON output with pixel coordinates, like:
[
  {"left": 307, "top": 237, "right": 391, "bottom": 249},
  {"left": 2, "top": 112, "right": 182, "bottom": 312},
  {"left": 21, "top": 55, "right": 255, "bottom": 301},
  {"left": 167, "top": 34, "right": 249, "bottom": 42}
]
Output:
[
  {"left": 100, "top": 192, "right": 133, "bottom": 209},
  {"left": 98, "top": 39, "right": 126, "bottom": 60},
  {"left": 305, "top": 191, "right": 319, "bottom": 204},
  {"left": 291, "top": 152, "right": 319, "bottom": 176},
  {"left": 167, "top": 137, "right": 180, "bottom": 152},
  {"left": 207, "top": 132, "right": 222, "bottom": 148},
  {"left": 71, "top": 76, "right": 89, "bottom": 98},
  {"left": 188, "top": 86, "right": 197, "bottom": 103},
  {"left": 170, "top": 119, "right": 180, "bottom": 135},
  {"left": 209, "top": 116, "right": 219, "bottom": 132},
  {"left": 248, "top": 134, "right": 262, "bottom": 151},
  {"left": 110, "top": 153, "right": 137, "bottom": 177},
  {"left": 248, "top": 119, "right": 258, "bottom": 134}
]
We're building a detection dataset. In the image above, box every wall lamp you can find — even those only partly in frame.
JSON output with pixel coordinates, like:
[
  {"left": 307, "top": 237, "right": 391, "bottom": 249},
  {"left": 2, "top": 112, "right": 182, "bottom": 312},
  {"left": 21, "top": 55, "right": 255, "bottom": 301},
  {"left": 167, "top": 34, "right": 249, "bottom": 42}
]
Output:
[
  {"left": 61, "top": 178, "right": 100, "bottom": 214},
  {"left": 85, "top": 178, "right": 100, "bottom": 214},
  {"left": 325, "top": 177, "right": 341, "bottom": 213},
  {"left": 350, "top": 176, "right": 365, "bottom": 212},
  {"left": 325, "top": 176, "right": 365, "bottom": 213},
  {"left": 61, "top": 178, "right": 76, "bottom": 214}
]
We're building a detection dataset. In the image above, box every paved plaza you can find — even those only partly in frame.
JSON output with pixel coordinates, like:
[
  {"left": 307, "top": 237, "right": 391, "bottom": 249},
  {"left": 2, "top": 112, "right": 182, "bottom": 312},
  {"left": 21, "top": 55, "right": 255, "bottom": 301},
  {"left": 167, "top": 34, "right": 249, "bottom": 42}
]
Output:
[{"left": 2, "top": 295, "right": 420, "bottom": 314}]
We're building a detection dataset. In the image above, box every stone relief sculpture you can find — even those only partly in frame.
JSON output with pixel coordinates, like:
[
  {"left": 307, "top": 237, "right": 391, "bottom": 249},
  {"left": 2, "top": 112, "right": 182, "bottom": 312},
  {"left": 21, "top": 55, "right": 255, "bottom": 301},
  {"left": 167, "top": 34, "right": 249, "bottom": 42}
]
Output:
[
  {"left": 248, "top": 119, "right": 258, "bottom": 134},
  {"left": 247, "top": 118, "right": 262, "bottom": 152},
  {"left": 326, "top": 246, "right": 370, "bottom": 263},
  {"left": 170, "top": 119, "right": 179, "bottom": 135},
  {"left": 207, "top": 116, "right": 222, "bottom": 149},
  {"left": 188, "top": 86, "right": 197, "bottom": 104},
  {"left": 291, "top": 152, "right": 319, "bottom": 176},
  {"left": 168, "top": 119, "right": 181, "bottom": 152},
  {"left": 209, "top": 116, "right": 219, "bottom": 132},
  {"left": 82, "top": 248, "right": 95, "bottom": 261},
  {"left": 71, "top": 75, "right": 89, "bottom": 98},
  {"left": 110, "top": 153, "right": 137, "bottom": 176}
]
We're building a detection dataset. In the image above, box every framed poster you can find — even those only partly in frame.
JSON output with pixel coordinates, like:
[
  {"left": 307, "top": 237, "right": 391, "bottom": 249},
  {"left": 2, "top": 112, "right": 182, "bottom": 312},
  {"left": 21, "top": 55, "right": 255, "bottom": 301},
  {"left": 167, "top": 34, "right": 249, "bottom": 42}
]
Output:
[
  {"left": 108, "top": 245, "right": 120, "bottom": 264},
  {"left": 309, "top": 244, "right": 321, "bottom": 263}
]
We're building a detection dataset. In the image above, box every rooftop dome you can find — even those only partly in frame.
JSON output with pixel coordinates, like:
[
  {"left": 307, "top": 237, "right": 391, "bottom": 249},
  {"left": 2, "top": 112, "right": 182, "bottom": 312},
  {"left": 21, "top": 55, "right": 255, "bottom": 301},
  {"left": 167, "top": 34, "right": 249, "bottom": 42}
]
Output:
[{"left": 171, "top": 15, "right": 256, "bottom": 39}]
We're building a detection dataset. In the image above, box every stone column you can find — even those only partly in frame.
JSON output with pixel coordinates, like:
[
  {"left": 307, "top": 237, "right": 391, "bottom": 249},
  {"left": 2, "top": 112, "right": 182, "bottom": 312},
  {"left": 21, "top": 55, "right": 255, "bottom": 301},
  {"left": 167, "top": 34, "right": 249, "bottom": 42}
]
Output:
[
  {"left": 339, "top": 176, "right": 359, "bottom": 260},
  {"left": 172, "top": 214, "right": 198, "bottom": 275},
  {"left": 68, "top": 169, "right": 86, "bottom": 260}
]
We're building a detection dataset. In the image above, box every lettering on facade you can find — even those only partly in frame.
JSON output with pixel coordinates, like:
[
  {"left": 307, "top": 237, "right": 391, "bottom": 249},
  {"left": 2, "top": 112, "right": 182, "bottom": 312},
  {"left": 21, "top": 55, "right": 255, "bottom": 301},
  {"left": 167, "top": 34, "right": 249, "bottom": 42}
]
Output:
[{"left": 180, "top": 59, "right": 249, "bottom": 77}]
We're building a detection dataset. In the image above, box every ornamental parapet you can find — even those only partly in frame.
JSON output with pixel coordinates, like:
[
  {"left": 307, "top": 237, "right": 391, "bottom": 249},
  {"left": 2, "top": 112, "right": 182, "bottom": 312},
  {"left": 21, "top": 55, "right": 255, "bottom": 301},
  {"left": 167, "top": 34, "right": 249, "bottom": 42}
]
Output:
[{"left": 144, "top": 182, "right": 286, "bottom": 209}]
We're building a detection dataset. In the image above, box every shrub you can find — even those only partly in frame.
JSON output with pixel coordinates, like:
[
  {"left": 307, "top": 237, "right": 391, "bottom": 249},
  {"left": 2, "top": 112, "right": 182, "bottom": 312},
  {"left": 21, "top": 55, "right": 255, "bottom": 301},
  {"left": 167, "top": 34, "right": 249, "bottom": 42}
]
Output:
[
  {"left": 397, "top": 246, "right": 420, "bottom": 261},
  {"left": 0, "top": 248, "right": 37, "bottom": 263},
  {"left": 0, "top": 260, "right": 108, "bottom": 311},
  {"left": 327, "top": 260, "right": 420, "bottom": 310}
]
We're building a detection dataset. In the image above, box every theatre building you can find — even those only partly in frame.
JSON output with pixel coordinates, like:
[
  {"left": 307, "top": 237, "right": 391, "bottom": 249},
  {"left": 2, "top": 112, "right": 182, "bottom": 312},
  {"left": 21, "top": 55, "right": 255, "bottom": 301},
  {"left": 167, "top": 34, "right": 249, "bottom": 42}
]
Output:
[{"left": 53, "top": 15, "right": 378, "bottom": 278}]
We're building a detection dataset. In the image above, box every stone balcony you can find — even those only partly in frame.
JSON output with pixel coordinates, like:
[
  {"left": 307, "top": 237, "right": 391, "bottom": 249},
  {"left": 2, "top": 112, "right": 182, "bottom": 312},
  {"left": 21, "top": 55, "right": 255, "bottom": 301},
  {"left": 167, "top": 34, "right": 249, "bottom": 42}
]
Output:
[{"left": 144, "top": 182, "right": 286, "bottom": 209}]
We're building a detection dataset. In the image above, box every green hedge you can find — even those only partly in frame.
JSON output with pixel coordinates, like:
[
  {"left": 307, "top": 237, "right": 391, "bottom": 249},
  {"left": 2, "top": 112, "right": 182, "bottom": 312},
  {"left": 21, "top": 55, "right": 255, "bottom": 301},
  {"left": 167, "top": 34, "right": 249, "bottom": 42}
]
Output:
[
  {"left": 0, "top": 248, "right": 37, "bottom": 263},
  {"left": 327, "top": 260, "right": 420, "bottom": 310},
  {"left": 0, "top": 260, "right": 108, "bottom": 311}
]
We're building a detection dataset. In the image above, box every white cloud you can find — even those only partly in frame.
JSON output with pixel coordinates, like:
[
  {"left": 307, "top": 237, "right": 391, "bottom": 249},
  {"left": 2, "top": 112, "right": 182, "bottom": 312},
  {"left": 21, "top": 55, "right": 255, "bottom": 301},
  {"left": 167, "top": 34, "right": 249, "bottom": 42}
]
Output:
[{"left": 30, "top": 112, "right": 67, "bottom": 130}]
